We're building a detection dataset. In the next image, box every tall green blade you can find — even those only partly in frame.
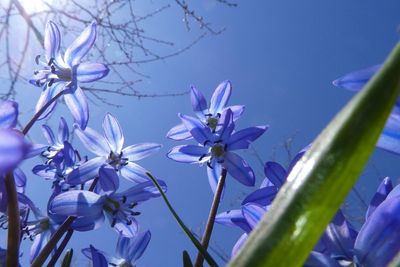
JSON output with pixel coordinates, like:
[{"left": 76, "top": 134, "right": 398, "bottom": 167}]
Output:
[{"left": 229, "top": 43, "right": 400, "bottom": 267}]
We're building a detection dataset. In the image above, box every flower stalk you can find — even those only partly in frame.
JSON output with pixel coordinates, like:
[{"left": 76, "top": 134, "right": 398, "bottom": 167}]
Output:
[
  {"left": 194, "top": 168, "right": 227, "bottom": 267},
  {"left": 5, "top": 173, "right": 20, "bottom": 267}
]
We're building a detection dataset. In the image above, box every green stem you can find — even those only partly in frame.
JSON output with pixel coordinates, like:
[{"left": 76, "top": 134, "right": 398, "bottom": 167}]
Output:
[
  {"left": 194, "top": 168, "right": 227, "bottom": 267},
  {"left": 146, "top": 172, "right": 218, "bottom": 267},
  {"left": 5, "top": 173, "right": 20, "bottom": 267}
]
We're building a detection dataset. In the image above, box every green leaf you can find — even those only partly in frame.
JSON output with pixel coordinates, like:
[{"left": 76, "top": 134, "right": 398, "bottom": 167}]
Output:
[
  {"left": 228, "top": 43, "right": 400, "bottom": 267},
  {"left": 61, "top": 249, "right": 73, "bottom": 267},
  {"left": 183, "top": 250, "right": 194, "bottom": 267},
  {"left": 146, "top": 172, "right": 218, "bottom": 267}
]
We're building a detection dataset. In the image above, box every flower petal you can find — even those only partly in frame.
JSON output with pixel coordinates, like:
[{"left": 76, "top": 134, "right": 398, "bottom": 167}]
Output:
[
  {"left": 30, "top": 231, "right": 50, "bottom": 263},
  {"left": 304, "top": 251, "right": 341, "bottom": 267},
  {"left": 125, "top": 231, "right": 151, "bottom": 262},
  {"left": 264, "top": 161, "right": 287, "bottom": 188},
  {"left": 103, "top": 113, "right": 124, "bottom": 153},
  {"left": 41, "top": 124, "right": 56, "bottom": 145},
  {"left": 49, "top": 190, "right": 104, "bottom": 218},
  {"left": 72, "top": 212, "right": 105, "bottom": 232},
  {"left": 223, "top": 152, "right": 255, "bottom": 186},
  {"left": 354, "top": 196, "right": 400, "bottom": 267},
  {"left": 166, "top": 123, "right": 192, "bottom": 141},
  {"left": 76, "top": 63, "right": 109, "bottom": 83},
  {"left": 64, "top": 86, "right": 89, "bottom": 130},
  {"left": 112, "top": 217, "right": 138, "bottom": 237},
  {"left": 190, "top": 85, "right": 207, "bottom": 118},
  {"left": 0, "top": 100, "right": 18, "bottom": 129},
  {"left": 366, "top": 177, "right": 392, "bottom": 219},
  {"left": 215, "top": 209, "right": 251, "bottom": 233},
  {"left": 232, "top": 234, "right": 248, "bottom": 257},
  {"left": 222, "top": 105, "right": 245, "bottom": 122},
  {"left": 376, "top": 111, "right": 400, "bottom": 155},
  {"left": 89, "top": 245, "right": 108, "bottom": 267},
  {"left": 115, "top": 180, "right": 166, "bottom": 204},
  {"left": 216, "top": 109, "right": 234, "bottom": 142},
  {"left": 123, "top": 143, "right": 161, "bottom": 162},
  {"left": 167, "top": 145, "right": 209, "bottom": 163},
  {"left": 241, "top": 186, "right": 279, "bottom": 206},
  {"left": 44, "top": 21, "right": 61, "bottom": 61},
  {"left": 64, "top": 22, "right": 97, "bottom": 66},
  {"left": 57, "top": 117, "right": 69, "bottom": 144},
  {"left": 75, "top": 125, "right": 109, "bottom": 156},
  {"left": 321, "top": 210, "right": 358, "bottom": 260},
  {"left": 242, "top": 203, "right": 265, "bottom": 229},
  {"left": 66, "top": 156, "right": 105, "bottom": 185},
  {"left": 209, "top": 80, "right": 232, "bottom": 115},
  {"left": 99, "top": 165, "right": 119, "bottom": 195},
  {"left": 35, "top": 82, "right": 64, "bottom": 120},
  {"left": 0, "top": 129, "right": 30, "bottom": 174},
  {"left": 120, "top": 162, "right": 149, "bottom": 183},
  {"left": 207, "top": 160, "right": 222, "bottom": 194},
  {"left": 332, "top": 64, "right": 381, "bottom": 91},
  {"left": 25, "top": 143, "right": 48, "bottom": 159},
  {"left": 179, "top": 114, "right": 214, "bottom": 145},
  {"left": 227, "top": 125, "right": 268, "bottom": 151}
]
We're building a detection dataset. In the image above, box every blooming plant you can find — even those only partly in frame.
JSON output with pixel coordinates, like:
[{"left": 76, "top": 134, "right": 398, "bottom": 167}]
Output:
[{"left": 0, "top": 11, "right": 400, "bottom": 267}]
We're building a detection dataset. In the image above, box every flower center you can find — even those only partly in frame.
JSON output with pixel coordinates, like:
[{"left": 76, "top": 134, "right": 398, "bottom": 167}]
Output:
[
  {"left": 108, "top": 152, "right": 128, "bottom": 170},
  {"left": 211, "top": 143, "right": 225, "bottom": 158},
  {"left": 103, "top": 196, "right": 140, "bottom": 228},
  {"left": 207, "top": 117, "right": 219, "bottom": 130}
]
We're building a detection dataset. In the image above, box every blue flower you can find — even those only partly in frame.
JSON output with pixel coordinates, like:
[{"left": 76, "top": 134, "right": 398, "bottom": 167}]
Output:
[
  {"left": 215, "top": 149, "right": 305, "bottom": 256},
  {"left": 0, "top": 100, "right": 30, "bottom": 176},
  {"left": 167, "top": 81, "right": 245, "bottom": 140},
  {"left": 332, "top": 64, "right": 400, "bottom": 155},
  {"left": 82, "top": 231, "right": 151, "bottom": 266},
  {"left": 39, "top": 117, "right": 70, "bottom": 164},
  {"left": 168, "top": 108, "right": 267, "bottom": 192},
  {"left": 306, "top": 177, "right": 400, "bottom": 267},
  {"left": 30, "top": 21, "right": 109, "bottom": 129},
  {"left": 66, "top": 113, "right": 161, "bottom": 193},
  {"left": 49, "top": 180, "right": 167, "bottom": 237}
]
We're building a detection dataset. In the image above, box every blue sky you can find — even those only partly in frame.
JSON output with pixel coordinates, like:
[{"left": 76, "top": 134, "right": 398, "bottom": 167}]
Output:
[{"left": 10, "top": 0, "right": 400, "bottom": 266}]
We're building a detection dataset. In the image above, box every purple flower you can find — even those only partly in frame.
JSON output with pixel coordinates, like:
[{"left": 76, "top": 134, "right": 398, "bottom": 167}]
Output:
[
  {"left": 167, "top": 81, "right": 245, "bottom": 140},
  {"left": 30, "top": 21, "right": 109, "bottom": 129},
  {"left": 66, "top": 113, "right": 161, "bottom": 193},
  {"left": 82, "top": 231, "right": 151, "bottom": 266},
  {"left": 167, "top": 109, "right": 267, "bottom": 192},
  {"left": 49, "top": 180, "right": 166, "bottom": 237},
  {"left": 39, "top": 117, "right": 70, "bottom": 164},
  {"left": 0, "top": 100, "right": 30, "bottom": 176},
  {"left": 332, "top": 65, "right": 400, "bottom": 155}
]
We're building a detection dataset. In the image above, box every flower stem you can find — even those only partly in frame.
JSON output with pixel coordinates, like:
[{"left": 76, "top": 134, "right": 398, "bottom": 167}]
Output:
[
  {"left": 146, "top": 172, "right": 218, "bottom": 267},
  {"left": 22, "top": 89, "right": 65, "bottom": 135},
  {"left": 47, "top": 229, "right": 74, "bottom": 267},
  {"left": 194, "top": 168, "right": 227, "bottom": 267},
  {"left": 5, "top": 173, "right": 20, "bottom": 267},
  {"left": 31, "top": 177, "right": 99, "bottom": 267}
]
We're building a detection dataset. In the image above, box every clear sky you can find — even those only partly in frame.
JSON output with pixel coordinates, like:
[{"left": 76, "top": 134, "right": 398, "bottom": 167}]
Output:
[{"left": 10, "top": 0, "right": 400, "bottom": 266}]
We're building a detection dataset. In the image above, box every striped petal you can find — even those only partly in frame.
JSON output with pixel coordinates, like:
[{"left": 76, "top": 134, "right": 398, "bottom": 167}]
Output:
[
  {"left": 35, "top": 82, "right": 64, "bottom": 120},
  {"left": 0, "top": 100, "right": 18, "bottom": 129},
  {"left": 223, "top": 152, "right": 255, "bottom": 186},
  {"left": 209, "top": 80, "right": 232, "bottom": 115},
  {"left": 76, "top": 63, "right": 109, "bottom": 83},
  {"left": 166, "top": 123, "right": 192, "bottom": 141},
  {"left": 119, "top": 162, "right": 149, "bottom": 183},
  {"left": 123, "top": 143, "right": 161, "bottom": 161},
  {"left": 190, "top": 86, "right": 207, "bottom": 119},
  {"left": 66, "top": 156, "right": 105, "bottom": 185},
  {"left": 227, "top": 125, "right": 268, "bottom": 151},
  {"left": 167, "top": 145, "right": 209, "bottom": 163},
  {"left": 103, "top": 113, "right": 124, "bottom": 153},
  {"left": 64, "top": 86, "right": 89, "bottom": 130},
  {"left": 332, "top": 64, "right": 381, "bottom": 92},
  {"left": 0, "top": 129, "right": 30, "bottom": 174},
  {"left": 44, "top": 21, "right": 61, "bottom": 61},
  {"left": 75, "top": 125, "right": 109, "bottom": 156},
  {"left": 179, "top": 114, "right": 214, "bottom": 145},
  {"left": 64, "top": 22, "right": 97, "bottom": 66}
]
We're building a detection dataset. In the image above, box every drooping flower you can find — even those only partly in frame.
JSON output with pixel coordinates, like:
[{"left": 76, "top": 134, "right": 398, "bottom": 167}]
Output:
[
  {"left": 66, "top": 113, "right": 161, "bottom": 192},
  {"left": 215, "top": 149, "right": 305, "bottom": 256},
  {"left": 167, "top": 81, "right": 245, "bottom": 140},
  {"left": 49, "top": 180, "right": 167, "bottom": 237},
  {"left": 30, "top": 21, "right": 109, "bottom": 129},
  {"left": 82, "top": 231, "right": 151, "bottom": 266},
  {"left": 332, "top": 64, "right": 400, "bottom": 155},
  {"left": 168, "top": 108, "right": 267, "bottom": 192}
]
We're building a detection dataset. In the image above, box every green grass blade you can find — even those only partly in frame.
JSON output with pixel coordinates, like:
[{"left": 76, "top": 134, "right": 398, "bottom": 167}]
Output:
[
  {"left": 228, "top": 43, "right": 400, "bottom": 267},
  {"left": 146, "top": 172, "right": 218, "bottom": 267}
]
